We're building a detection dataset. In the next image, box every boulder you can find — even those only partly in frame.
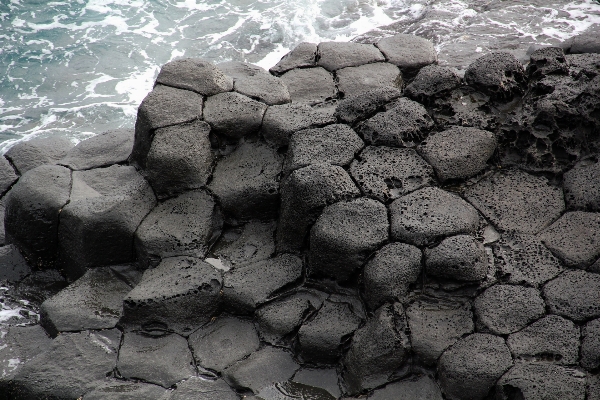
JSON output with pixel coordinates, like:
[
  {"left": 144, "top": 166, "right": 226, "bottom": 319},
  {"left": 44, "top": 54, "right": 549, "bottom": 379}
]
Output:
[
  {"left": 464, "top": 52, "right": 528, "bottom": 100},
  {"left": 5, "top": 136, "right": 74, "bottom": 175},
  {"left": 405, "top": 65, "right": 462, "bottom": 103},
  {"left": 144, "top": 120, "right": 213, "bottom": 199},
  {"left": 4, "top": 164, "right": 71, "bottom": 268},
  {"left": 389, "top": 187, "right": 480, "bottom": 246},
  {"left": 83, "top": 380, "right": 170, "bottom": 400},
  {"left": 155, "top": 58, "right": 233, "bottom": 95},
  {"left": 58, "top": 165, "right": 156, "bottom": 279},
  {"left": 375, "top": 34, "right": 437, "bottom": 75},
  {"left": 0, "top": 156, "right": 18, "bottom": 195},
  {"left": 425, "top": 235, "right": 488, "bottom": 282},
  {"left": 581, "top": 318, "right": 600, "bottom": 370},
  {"left": 270, "top": 42, "right": 317, "bottom": 75},
  {"left": 543, "top": 270, "right": 600, "bottom": 322},
  {"left": 0, "top": 244, "right": 30, "bottom": 282},
  {"left": 203, "top": 92, "right": 267, "bottom": 139},
  {"left": 292, "top": 368, "right": 340, "bottom": 399},
  {"left": 569, "top": 33, "right": 600, "bottom": 54},
  {"left": 120, "top": 257, "right": 221, "bottom": 335},
  {"left": 168, "top": 377, "right": 238, "bottom": 400},
  {"left": 255, "top": 294, "right": 315, "bottom": 345},
  {"left": 367, "top": 376, "right": 443, "bottom": 400},
  {"left": 261, "top": 103, "right": 336, "bottom": 147},
  {"left": 563, "top": 156, "right": 600, "bottom": 211},
  {"left": 209, "top": 141, "right": 282, "bottom": 222},
  {"left": 317, "top": 42, "right": 384, "bottom": 71},
  {"left": 335, "top": 87, "right": 403, "bottom": 124},
  {"left": 210, "top": 220, "right": 276, "bottom": 270},
  {"left": 336, "top": 63, "right": 402, "bottom": 98},
  {"left": 280, "top": 67, "right": 337, "bottom": 104},
  {"left": 528, "top": 47, "right": 569, "bottom": 79},
  {"left": 0, "top": 325, "right": 51, "bottom": 382},
  {"left": 309, "top": 198, "right": 389, "bottom": 281},
  {"left": 219, "top": 61, "right": 290, "bottom": 105},
  {"left": 59, "top": 128, "right": 134, "bottom": 171},
  {"left": 349, "top": 146, "right": 435, "bottom": 202}
]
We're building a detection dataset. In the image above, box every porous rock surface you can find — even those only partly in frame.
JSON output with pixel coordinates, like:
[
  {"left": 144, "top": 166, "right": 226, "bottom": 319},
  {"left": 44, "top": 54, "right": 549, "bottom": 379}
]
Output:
[{"left": 2, "top": 33, "right": 600, "bottom": 400}]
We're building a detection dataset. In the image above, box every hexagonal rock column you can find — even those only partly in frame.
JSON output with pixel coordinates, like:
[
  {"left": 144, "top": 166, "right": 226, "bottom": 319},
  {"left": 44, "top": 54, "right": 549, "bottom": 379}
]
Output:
[
  {"left": 425, "top": 235, "right": 488, "bottom": 282},
  {"left": 59, "top": 128, "right": 134, "bottom": 171},
  {"left": 335, "top": 87, "right": 403, "bottom": 124},
  {"left": 210, "top": 220, "right": 276, "bottom": 269},
  {"left": 203, "top": 92, "right": 267, "bottom": 139},
  {"left": 543, "top": 270, "right": 600, "bottom": 322},
  {"left": 255, "top": 292, "right": 317, "bottom": 345},
  {"left": 5, "top": 136, "right": 74, "bottom": 175},
  {"left": 367, "top": 376, "right": 443, "bottom": 400},
  {"left": 4, "top": 164, "right": 71, "bottom": 268},
  {"left": 375, "top": 34, "right": 437, "bottom": 76},
  {"left": 464, "top": 52, "right": 528, "bottom": 100},
  {"left": 309, "top": 197, "right": 389, "bottom": 282},
  {"left": 405, "top": 65, "right": 462, "bottom": 103},
  {"left": 218, "top": 61, "right": 291, "bottom": 105},
  {"left": 280, "top": 67, "right": 337, "bottom": 104},
  {"left": 58, "top": 165, "right": 156, "bottom": 279},
  {"left": 270, "top": 42, "right": 317, "bottom": 75},
  {"left": 581, "top": 318, "right": 600, "bottom": 370},
  {"left": 563, "top": 157, "right": 600, "bottom": 211},
  {"left": 316, "top": 42, "right": 385, "bottom": 71},
  {"left": 336, "top": 63, "right": 402, "bottom": 98},
  {"left": 155, "top": 58, "right": 233, "bottom": 95}
]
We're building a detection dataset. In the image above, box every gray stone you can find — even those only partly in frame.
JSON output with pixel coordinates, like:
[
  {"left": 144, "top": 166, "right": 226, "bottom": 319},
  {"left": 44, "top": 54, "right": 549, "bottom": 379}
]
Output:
[
  {"left": 317, "top": 41, "right": 384, "bottom": 71},
  {"left": 335, "top": 87, "right": 403, "bottom": 124},
  {"left": 539, "top": 211, "right": 600, "bottom": 269},
  {"left": 528, "top": 47, "right": 569, "bottom": 79},
  {"left": 418, "top": 126, "right": 497, "bottom": 181},
  {"left": 270, "top": 42, "right": 317, "bottom": 75},
  {"left": 376, "top": 34, "right": 437, "bottom": 74},
  {"left": 564, "top": 157, "right": 600, "bottom": 211},
  {"left": 117, "top": 332, "right": 195, "bottom": 388},
  {"left": 362, "top": 242, "right": 421, "bottom": 310},
  {"left": 337, "top": 63, "right": 402, "bottom": 98},
  {"left": 292, "top": 368, "right": 340, "bottom": 398},
  {"left": 276, "top": 163, "right": 360, "bottom": 252},
  {"left": 84, "top": 380, "right": 170, "bottom": 400},
  {"left": 438, "top": 333, "right": 513, "bottom": 400},
  {"left": 145, "top": 120, "right": 213, "bottom": 199},
  {"left": 5, "top": 165, "right": 71, "bottom": 268},
  {"left": 350, "top": 146, "right": 435, "bottom": 203},
  {"left": 589, "top": 375, "right": 600, "bottom": 400},
  {"left": 168, "top": 377, "right": 238, "bottom": 400},
  {"left": 209, "top": 141, "right": 282, "bottom": 222},
  {"left": 543, "top": 270, "right": 600, "bottom": 322},
  {"left": 367, "top": 376, "right": 443, "bottom": 400},
  {"left": 203, "top": 92, "right": 267, "bottom": 139},
  {"left": 570, "top": 33, "right": 600, "bottom": 54},
  {"left": 431, "top": 86, "right": 497, "bottom": 131},
  {"left": 309, "top": 198, "right": 389, "bottom": 282},
  {"left": 59, "top": 128, "right": 134, "bottom": 171},
  {"left": 134, "top": 190, "right": 222, "bottom": 268},
  {"left": 465, "top": 52, "right": 528, "bottom": 100},
  {"left": 390, "top": 186, "right": 480, "bottom": 246},
  {"left": 425, "top": 235, "right": 487, "bottom": 282},
  {"left": 465, "top": 169, "right": 565, "bottom": 234},
  {"left": 256, "top": 294, "right": 315, "bottom": 345},
  {"left": 357, "top": 97, "right": 434, "bottom": 147},
  {"left": 5, "top": 136, "right": 74, "bottom": 175},
  {"left": 15, "top": 269, "right": 67, "bottom": 305},
  {"left": 210, "top": 220, "right": 276, "bottom": 270},
  {"left": 262, "top": 103, "right": 336, "bottom": 147},
  {"left": 406, "top": 298, "right": 474, "bottom": 366},
  {"left": 219, "top": 61, "right": 290, "bottom": 105},
  {"left": 475, "top": 284, "right": 546, "bottom": 335},
  {"left": 156, "top": 58, "right": 233, "bottom": 95},
  {"left": 280, "top": 67, "right": 336, "bottom": 104},
  {"left": 0, "top": 156, "right": 17, "bottom": 195},
  {"left": 582, "top": 318, "right": 600, "bottom": 370},
  {"left": 121, "top": 257, "right": 221, "bottom": 335},
  {"left": 283, "top": 124, "right": 363, "bottom": 175},
  {"left": 58, "top": 165, "right": 156, "bottom": 279},
  {"left": 0, "top": 244, "right": 30, "bottom": 282},
  {"left": 0, "top": 325, "right": 51, "bottom": 382},
  {"left": 405, "top": 65, "right": 462, "bottom": 102},
  {"left": 188, "top": 316, "right": 260, "bottom": 372}
]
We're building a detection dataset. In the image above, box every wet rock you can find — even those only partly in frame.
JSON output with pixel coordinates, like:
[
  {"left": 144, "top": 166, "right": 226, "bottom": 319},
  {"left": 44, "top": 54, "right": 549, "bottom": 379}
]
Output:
[
  {"left": 375, "top": 34, "right": 437, "bottom": 75},
  {"left": 255, "top": 381, "right": 336, "bottom": 400},
  {"left": 563, "top": 157, "right": 600, "bottom": 211},
  {"left": 188, "top": 316, "right": 260, "bottom": 372},
  {"left": 406, "top": 298, "right": 474, "bottom": 366},
  {"left": 405, "top": 65, "right": 462, "bottom": 103},
  {"left": 211, "top": 220, "right": 276, "bottom": 270},
  {"left": 156, "top": 58, "right": 233, "bottom": 95},
  {"left": 270, "top": 42, "right": 317, "bottom": 75},
  {"left": 59, "top": 128, "right": 134, "bottom": 171},
  {"left": 135, "top": 190, "right": 222, "bottom": 268},
  {"left": 316, "top": 41, "right": 384, "bottom": 71},
  {"left": 492, "top": 234, "right": 563, "bottom": 286},
  {"left": 507, "top": 315, "right": 579, "bottom": 365},
  {"left": 418, "top": 126, "right": 497, "bottom": 181},
  {"left": 528, "top": 47, "right": 569, "bottom": 79},
  {"left": 543, "top": 270, "right": 600, "bottom": 322},
  {"left": 130, "top": 84, "right": 203, "bottom": 169},
  {"left": 309, "top": 197, "right": 389, "bottom": 282},
  {"left": 389, "top": 186, "right": 480, "bottom": 246},
  {"left": 121, "top": 257, "right": 221, "bottom": 335},
  {"left": 256, "top": 294, "right": 315, "bottom": 345},
  {"left": 209, "top": 141, "right": 282, "bottom": 221},
  {"left": 40, "top": 267, "right": 132, "bottom": 336},
  {"left": 292, "top": 368, "right": 341, "bottom": 398},
  {"left": 0, "top": 244, "right": 30, "bottom": 282},
  {"left": 261, "top": 103, "right": 336, "bottom": 147},
  {"left": 219, "top": 61, "right": 290, "bottom": 105},
  {"left": 437, "top": 333, "right": 513, "bottom": 400},
  {"left": 465, "top": 169, "right": 565, "bottom": 234},
  {"left": 203, "top": 92, "right": 267, "bottom": 139},
  {"left": 283, "top": 124, "right": 364, "bottom": 175},
  {"left": 356, "top": 97, "right": 434, "bottom": 147},
  {"left": 276, "top": 163, "right": 360, "bottom": 252},
  {"left": 222, "top": 254, "right": 303, "bottom": 313},
  {"left": 298, "top": 299, "right": 362, "bottom": 363},
  {"left": 581, "top": 318, "right": 600, "bottom": 370},
  {"left": 367, "top": 376, "right": 443, "bottom": 400},
  {"left": 464, "top": 52, "right": 527, "bottom": 100},
  {"left": 0, "top": 325, "right": 51, "bottom": 381},
  {"left": 425, "top": 235, "right": 487, "bottom": 282},
  {"left": 168, "top": 377, "right": 238, "bottom": 400},
  {"left": 362, "top": 242, "right": 421, "bottom": 310},
  {"left": 334, "top": 87, "right": 403, "bottom": 124},
  {"left": 475, "top": 284, "right": 546, "bottom": 335},
  {"left": 58, "top": 165, "right": 156, "bottom": 279},
  {"left": 496, "top": 363, "right": 586, "bottom": 400},
  {"left": 349, "top": 146, "right": 435, "bottom": 202},
  {"left": 0, "top": 157, "right": 17, "bottom": 195},
  {"left": 280, "top": 67, "right": 337, "bottom": 104},
  {"left": 222, "top": 347, "right": 300, "bottom": 393},
  {"left": 16, "top": 269, "right": 68, "bottom": 304},
  {"left": 570, "top": 33, "right": 600, "bottom": 54},
  {"left": 117, "top": 332, "right": 195, "bottom": 388},
  {"left": 336, "top": 63, "right": 401, "bottom": 98},
  {"left": 83, "top": 380, "right": 170, "bottom": 400},
  {"left": 5, "top": 164, "right": 71, "bottom": 268},
  {"left": 342, "top": 304, "right": 409, "bottom": 394},
  {"left": 5, "top": 136, "right": 74, "bottom": 175}
]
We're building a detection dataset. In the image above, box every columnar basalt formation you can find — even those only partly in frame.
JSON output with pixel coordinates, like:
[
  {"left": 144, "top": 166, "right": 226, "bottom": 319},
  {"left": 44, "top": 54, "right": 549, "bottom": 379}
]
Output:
[{"left": 1, "top": 32, "right": 600, "bottom": 400}]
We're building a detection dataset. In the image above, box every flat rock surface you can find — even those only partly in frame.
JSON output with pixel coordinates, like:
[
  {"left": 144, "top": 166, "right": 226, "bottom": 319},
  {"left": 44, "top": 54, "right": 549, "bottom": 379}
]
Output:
[
  {"left": 261, "top": 103, "right": 336, "bottom": 147},
  {"left": 280, "top": 67, "right": 336, "bottom": 104},
  {"left": 60, "top": 128, "right": 134, "bottom": 171},
  {"left": 219, "top": 61, "right": 290, "bottom": 105},
  {"left": 563, "top": 156, "right": 600, "bottom": 211},
  {"left": 210, "top": 220, "right": 276, "bottom": 270},
  {"left": 5, "top": 136, "right": 74, "bottom": 175},
  {"left": 256, "top": 294, "right": 315, "bottom": 345},
  {"left": 155, "top": 58, "right": 233, "bottom": 95},
  {"left": 270, "top": 42, "right": 317, "bottom": 75},
  {"left": 367, "top": 376, "right": 443, "bottom": 400},
  {"left": 336, "top": 62, "right": 402, "bottom": 98},
  {"left": 405, "top": 65, "right": 462, "bottom": 102},
  {"left": 425, "top": 235, "right": 488, "bottom": 282},
  {"left": 0, "top": 325, "right": 51, "bottom": 381},
  {"left": 335, "top": 87, "right": 402, "bottom": 124},
  {"left": 375, "top": 34, "right": 437, "bottom": 73},
  {"left": 168, "top": 377, "right": 238, "bottom": 400},
  {"left": 317, "top": 42, "right": 384, "bottom": 71},
  {"left": 543, "top": 270, "right": 600, "bottom": 322},
  {"left": 203, "top": 92, "right": 267, "bottom": 139}
]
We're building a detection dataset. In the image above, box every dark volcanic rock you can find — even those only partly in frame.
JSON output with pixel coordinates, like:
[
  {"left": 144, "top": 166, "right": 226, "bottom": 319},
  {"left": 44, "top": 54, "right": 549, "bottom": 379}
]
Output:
[
  {"left": 543, "top": 270, "right": 600, "bottom": 322},
  {"left": 367, "top": 376, "right": 443, "bottom": 400},
  {"left": 465, "top": 169, "right": 565, "bottom": 234},
  {"left": 0, "top": 325, "right": 51, "bottom": 382},
  {"left": 0, "top": 244, "right": 30, "bottom": 282},
  {"left": 431, "top": 87, "right": 497, "bottom": 131},
  {"left": 203, "top": 92, "right": 267, "bottom": 139},
  {"left": 425, "top": 235, "right": 487, "bottom": 282},
  {"left": 563, "top": 156, "right": 600, "bottom": 211},
  {"left": 59, "top": 128, "right": 134, "bottom": 171},
  {"left": 375, "top": 34, "right": 437, "bottom": 75},
  {"left": 528, "top": 47, "right": 569, "bottom": 79},
  {"left": 270, "top": 42, "right": 317, "bottom": 75},
  {"left": 16, "top": 269, "right": 68, "bottom": 304},
  {"left": 117, "top": 332, "right": 195, "bottom": 388},
  {"left": 209, "top": 141, "right": 282, "bottom": 222},
  {"left": 135, "top": 190, "right": 222, "bottom": 268},
  {"left": 276, "top": 163, "right": 359, "bottom": 252},
  {"left": 188, "top": 316, "right": 260, "bottom": 372},
  {"left": 0, "top": 156, "right": 18, "bottom": 195},
  {"left": 121, "top": 257, "right": 221, "bottom": 335},
  {"left": 210, "top": 220, "right": 276, "bottom": 269},
  {"left": 389, "top": 186, "right": 480, "bottom": 246},
  {"left": 349, "top": 146, "right": 435, "bottom": 202},
  {"left": 83, "top": 380, "right": 170, "bottom": 400},
  {"left": 418, "top": 126, "right": 497, "bottom": 181},
  {"left": 261, "top": 103, "right": 336, "bottom": 147},
  {"left": 219, "top": 61, "right": 290, "bottom": 105},
  {"left": 569, "top": 32, "right": 600, "bottom": 54},
  {"left": 256, "top": 294, "right": 315, "bottom": 345},
  {"left": 168, "top": 377, "right": 238, "bottom": 400},
  {"left": 589, "top": 375, "right": 600, "bottom": 400},
  {"left": 357, "top": 97, "right": 434, "bottom": 147},
  {"left": 405, "top": 65, "right": 462, "bottom": 103},
  {"left": 155, "top": 58, "right": 233, "bottom": 95},
  {"left": 336, "top": 63, "right": 402, "bottom": 98},
  {"left": 582, "top": 318, "right": 600, "bottom": 370},
  {"left": 5, "top": 164, "right": 71, "bottom": 268},
  {"left": 464, "top": 52, "right": 527, "bottom": 100},
  {"left": 292, "top": 368, "right": 340, "bottom": 398},
  {"left": 5, "top": 136, "right": 74, "bottom": 175},
  {"left": 334, "top": 87, "right": 403, "bottom": 124},
  {"left": 280, "top": 67, "right": 337, "bottom": 104},
  {"left": 316, "top": 41, "right": 384, "bottom": 71},
  {"left": 438, "top": 333, "right": 513, "bottom": 400},
  {"left": 475, "top": 284, "right": 545, "bottom": 335},
  {"left": 309, "top": 197, "right": 389, "bottom": 281},
  {"left": 58, "top": 165, "right": 156, "bottom": 279}
]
